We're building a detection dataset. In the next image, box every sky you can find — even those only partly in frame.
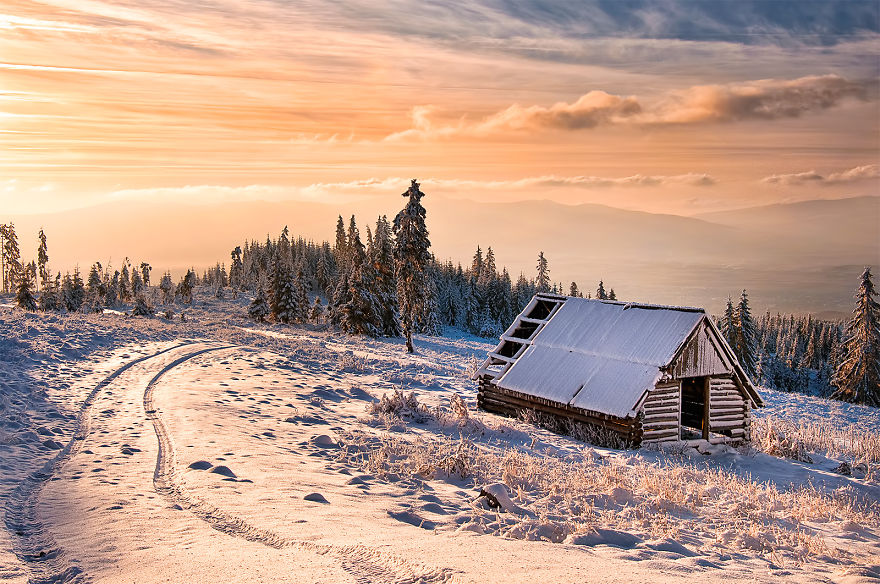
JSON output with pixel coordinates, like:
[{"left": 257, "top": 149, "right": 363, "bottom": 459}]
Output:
[
  {"left": 1, "top": 1, "right": 879, "bottom": 315},
  {"left": 1, "top": 0, "right": 878, "bottom": 217}
]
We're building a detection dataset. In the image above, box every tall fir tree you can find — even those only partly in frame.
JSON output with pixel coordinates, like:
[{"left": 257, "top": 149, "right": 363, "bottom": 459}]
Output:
[
  {"left": 734, "top": 290, "right": 758, "bottom": 379},
  {"left": 596, "top": 280, "right": 607, "bottom": 300},
  {"left": 37, "top": 228, "right": 48, "bottom": 292},
  {"left": 2, "top": 223, "right": 22, "bottom": 294},
  {"left": 720, "top": 296, "right": 736, "bottom": 346},
  {"left": 393, "top": 179, "right": 438, "bottom": 353},
  {"left": 140, "top": 262, "right": 152, "bottom": 287},
  {"left": 334, "top": 215, "right": 348, "bottom": 273},
  {"left": 371, "top": 215, "right": 400, "bottom": 336},
  {"left": 119, "top": 261, "right": 132, "bottom": 302},
  {"left": 338, "top": 223, "right": 382, "bottom": 336},
  {"left": 832, "top": 267, "right": 880, "bottom": 406},
  {"left": 535, "top": 251, "right": 550, "bottom": 293}
]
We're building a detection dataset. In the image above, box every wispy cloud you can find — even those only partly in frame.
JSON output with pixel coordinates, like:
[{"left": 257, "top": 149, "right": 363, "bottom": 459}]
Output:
[
  {"left": 106, "top": 173, "right": 717, "bottom": 205},
  {"left": 760, "top": 164, "right": 880, "bottom": 186},
  {"left": 387, "top": 75, "right": 872, "bottom": 140}
]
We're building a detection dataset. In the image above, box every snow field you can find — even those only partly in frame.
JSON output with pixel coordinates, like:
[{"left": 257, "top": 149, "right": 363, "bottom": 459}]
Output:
[{"left": 2, "top": 292, "right": 879, "bottom": 583}]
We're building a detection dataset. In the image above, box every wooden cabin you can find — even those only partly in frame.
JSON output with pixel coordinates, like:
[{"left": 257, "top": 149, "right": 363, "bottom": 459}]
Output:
[{"left": 473, "top": 293, "right": 763, "bottom": 447}]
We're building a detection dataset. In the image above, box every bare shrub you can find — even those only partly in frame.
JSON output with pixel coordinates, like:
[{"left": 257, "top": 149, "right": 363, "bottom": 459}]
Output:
[
  {"left": 369, "top": 389, "right": 430, "bottom": 423},
  {"left": 754, "top": 417, "right": 814, "bottom": 463}
]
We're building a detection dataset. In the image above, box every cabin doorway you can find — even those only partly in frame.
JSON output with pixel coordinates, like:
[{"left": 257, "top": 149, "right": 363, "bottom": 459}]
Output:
[{"left": 680, "top": 377, "right": 709, "bottom": 440}]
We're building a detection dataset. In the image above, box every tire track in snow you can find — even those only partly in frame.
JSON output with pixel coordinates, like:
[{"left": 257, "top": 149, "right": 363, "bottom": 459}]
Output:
[
  {"left": 3, "top": 341, "right": 196, "bottom": 584},
  {"left": 145, "top": 344, "right": 457, "bottom": 584}
]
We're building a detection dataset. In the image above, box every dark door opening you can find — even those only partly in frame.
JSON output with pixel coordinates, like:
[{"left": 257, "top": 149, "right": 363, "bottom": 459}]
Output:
[{"left": 680, "top": 377, "right": 709, "bottom": 440}]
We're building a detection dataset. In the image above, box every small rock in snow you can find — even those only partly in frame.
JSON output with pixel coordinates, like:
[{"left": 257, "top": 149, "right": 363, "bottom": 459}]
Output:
[
  {"left": 188, "top": 460, "right": 213, "bottom": 470},
  {"left": 478, "top": 483, "right": 526, "bottom": 515},
  {"left": 310, "top": 434, "right": 338, "bottom": 449},
  {"left": 304, "top": 492, "right": 329, "bottom": 503},
  {"left": 209, "top": 465, "right": 237, "bottom": 478}
]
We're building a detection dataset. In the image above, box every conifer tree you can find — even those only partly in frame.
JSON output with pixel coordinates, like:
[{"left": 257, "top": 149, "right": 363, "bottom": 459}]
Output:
[
  {"left": 131, "top": 267, "right": 144, "bottom": 297},
  {"left": 248, "top": 278, "right": 271, "bottom": 323},
  {"left": 15, "top": 265, "right": 36, "bottom": 311},
  {"left": 535, "top": 251, "right": 550, "bottom": 293},
  {"left": 159, "top": 273, "right": 174, "bottom": 304},
  {"left": 339, "top": 223, "right": 382, "bottom": 336},
  {"left": 119, "top": 261, "right": 132, "bottom": 302},
  {"left": 106, "top": 271, "right": 120, "bottom": 307},
  {"left": 330, "top": 270, "right": 351, "bottom": 327},
  {"left": 608, "top": 288, "right": 617, "bottom": 301},
  {"left": 334, "top": 215, "right": 348, "bottom": 273},
  {"left": 38, "top": 273, "right": 59, "bottom": 312},
  {"left": 596, "top": 280, "right": 607, "bottom": 300},
  {"left": 37, "top": 228, "right": 48, "bottom": 292},
  {"left": 569, "top": 281, "right": 580, "bottom": 297},
  {"left": 176, "top": 269, "right": 196, "bottom": 304},
  {"left": 2, "top": 223, "right": 22, "bottom": 294},
  {"left": 310, "top": 296, "right": 325, "bottom": 323},
  {"left": 293, "top": 266, "right": 309, "bottom": 323},
  {"left": 132, "top": 293, "right": 155, "bottom": 317},
  {"left": 230, "top": 246, "right": 244, "bottom": 290},
  {"left": 140, "top": 262, "right": 152, "bottom": 287},
  {"left": 372, "top": 215, "right": 400, "bottom": 336},
  {"left": 832, "top": 267, "right": 880, "bottom": 406},
  {"left": 720, "top": 296, "right": 736, "bottom": 346},
  {"left": 734, "top": 290, "right": 758, "bottom": 379},
  {"left": 471, "top": 246, "right": 483, "bottom": 281},
  {"left": 393, "top": 179, "right": 438, "bottom": 352}
]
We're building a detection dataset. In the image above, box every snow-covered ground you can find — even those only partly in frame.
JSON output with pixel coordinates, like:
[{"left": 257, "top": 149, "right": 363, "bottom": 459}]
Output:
[{"left": 1, "top": 292, "right": 878, "bottom": 584}]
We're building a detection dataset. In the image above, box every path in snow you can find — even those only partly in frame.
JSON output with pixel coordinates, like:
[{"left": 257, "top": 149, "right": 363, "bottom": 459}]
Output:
[{"left": 4, "top": 341, "right": 195, "bottom": 584}]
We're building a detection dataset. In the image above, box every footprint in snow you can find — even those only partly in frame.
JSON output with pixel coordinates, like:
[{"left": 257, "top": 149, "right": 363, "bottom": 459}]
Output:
[{"left": 388, "top": 510, "right": 436, "bottom": 530}]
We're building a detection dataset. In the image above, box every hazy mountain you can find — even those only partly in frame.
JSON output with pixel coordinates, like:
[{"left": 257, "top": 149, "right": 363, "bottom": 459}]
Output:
[{"left": 8, "top": 195, "right": 876, "bottom": 315}]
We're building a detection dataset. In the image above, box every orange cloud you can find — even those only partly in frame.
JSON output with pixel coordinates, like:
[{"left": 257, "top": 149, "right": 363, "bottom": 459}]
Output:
[
  {"left": 387, "top": 75, "right": 871, "bottom": 140},
  {"left": 650, "top": 75, "right": 868, "bottom": 124}
]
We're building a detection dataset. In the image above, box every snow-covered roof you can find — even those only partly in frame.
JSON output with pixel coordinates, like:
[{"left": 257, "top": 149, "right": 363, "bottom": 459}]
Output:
[{"left": 495, "top": 298, "right": 707, "bottom": 418}]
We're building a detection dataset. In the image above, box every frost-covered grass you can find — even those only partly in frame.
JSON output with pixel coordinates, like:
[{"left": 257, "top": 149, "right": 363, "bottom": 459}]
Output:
[{"left": 341, "top": 395, "right": 879, "bottom": 568}]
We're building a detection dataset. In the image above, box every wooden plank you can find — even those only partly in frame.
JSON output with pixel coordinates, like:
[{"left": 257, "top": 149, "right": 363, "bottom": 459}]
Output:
[
  {"left": 645, "top": 397, "right": 679, "bottom": 408},
  {"left": 642, "top": 406, "right": 679, "bottom": 416},
  {"left": 710, "top": 407, "right": 745, "bottom": 416},
  {"left": 642, "top": 413, "right": 678, "bottom": 423},
  {"left": 709, "top": 419, "right": 746, "bottom": 429},
  {"left": 642, "top": 428, "right": 679, "bottom": 437}
]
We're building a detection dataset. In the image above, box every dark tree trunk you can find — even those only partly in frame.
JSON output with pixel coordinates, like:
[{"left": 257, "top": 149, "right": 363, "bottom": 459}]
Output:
[{"left": 405, "top": 327, "right": 414, "bottom": 353}]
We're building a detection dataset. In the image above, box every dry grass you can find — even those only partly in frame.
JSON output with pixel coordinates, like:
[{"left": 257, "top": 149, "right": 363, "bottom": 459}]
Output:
[
  {"left": 341, "top": 396, "right": 880, "bottom": 567},
  {"left": 752, "top": 415, "right": 880, "bottom": 481}
]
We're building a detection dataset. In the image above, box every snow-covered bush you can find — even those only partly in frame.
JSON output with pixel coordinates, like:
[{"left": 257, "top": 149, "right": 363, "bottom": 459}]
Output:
[{"left": 131, "top": 294, "right": 155, "bottom": 317}]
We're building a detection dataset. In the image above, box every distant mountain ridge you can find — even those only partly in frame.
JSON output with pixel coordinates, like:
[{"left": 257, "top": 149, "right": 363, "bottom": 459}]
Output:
[{"left": 8, "top": 195, "right": 877, "bottom": 315}]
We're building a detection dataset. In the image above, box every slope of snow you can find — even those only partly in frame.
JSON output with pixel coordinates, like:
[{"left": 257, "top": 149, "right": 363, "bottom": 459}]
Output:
[{"left": 1, "top": 293, "right": 878, "bottom": 584}]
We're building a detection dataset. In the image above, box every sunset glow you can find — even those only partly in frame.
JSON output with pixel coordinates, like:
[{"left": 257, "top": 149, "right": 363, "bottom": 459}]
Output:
[{"left": 3, "top": 0, "right": 878, "bottom": 214}]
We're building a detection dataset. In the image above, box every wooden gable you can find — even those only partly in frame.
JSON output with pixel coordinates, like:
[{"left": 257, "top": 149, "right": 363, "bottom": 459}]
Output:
[{"left": 669, "top": 319, "right": 733, "bottom": 379}]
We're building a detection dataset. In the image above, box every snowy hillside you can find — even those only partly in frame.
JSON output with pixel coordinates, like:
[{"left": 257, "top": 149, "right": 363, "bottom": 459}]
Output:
[{"left": 1, "top": 293, "right": 878, "bottom": 584}]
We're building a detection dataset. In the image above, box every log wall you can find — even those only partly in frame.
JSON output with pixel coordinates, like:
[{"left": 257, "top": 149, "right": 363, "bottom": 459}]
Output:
[
  {"left": 707, "top": 375, "right": 750, "bottom": 443},
  {"left": 639, "top": 381, "right": 681, "bottom": 444},
  {"left": 477, "top": 379, "right": 642, "bottom": 446}
]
